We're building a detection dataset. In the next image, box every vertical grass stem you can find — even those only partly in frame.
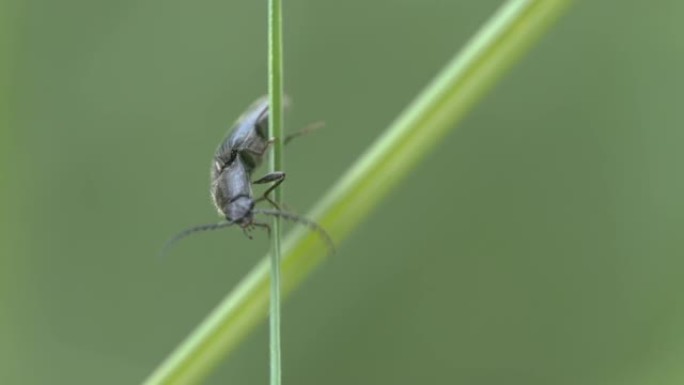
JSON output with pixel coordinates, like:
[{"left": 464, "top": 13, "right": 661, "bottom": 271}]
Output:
[{"left": 268, "top": 1, "right": 284, "bottom": 385}]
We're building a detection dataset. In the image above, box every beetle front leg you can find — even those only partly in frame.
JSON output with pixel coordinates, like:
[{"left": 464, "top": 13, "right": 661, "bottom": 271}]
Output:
[
  {"left": 253, "top": 171, "right": 286, "bottom": 209},
  {"left": 252, "top": 221, "right": 272, "bottom": 238}
]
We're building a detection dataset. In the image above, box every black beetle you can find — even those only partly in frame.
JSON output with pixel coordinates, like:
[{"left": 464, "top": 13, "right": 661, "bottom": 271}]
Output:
[{"left": 162, "top": 96, "right": 334, "bottom": 256}]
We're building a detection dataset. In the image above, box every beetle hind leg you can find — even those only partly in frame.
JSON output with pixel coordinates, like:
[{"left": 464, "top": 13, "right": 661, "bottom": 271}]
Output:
[{"left": 253, "top": 171, "right": 286, "bottom": 209}]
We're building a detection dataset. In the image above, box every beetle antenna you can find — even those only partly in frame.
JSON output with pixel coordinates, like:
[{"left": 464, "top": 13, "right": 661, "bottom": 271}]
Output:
[
  {"left": 253, "top": 208, "right": 336, "bottom": 255},
  {"left": 160, "top": 221, "right": 235, "bottom": 259}
]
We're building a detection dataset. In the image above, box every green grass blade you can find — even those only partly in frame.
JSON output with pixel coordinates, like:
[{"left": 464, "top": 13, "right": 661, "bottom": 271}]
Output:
[
  {"left": 142, "top": 1, "right": 572, "bottom": 384},
  {"left": 267, "top": 0, "right": 284, "bottom": 385}
]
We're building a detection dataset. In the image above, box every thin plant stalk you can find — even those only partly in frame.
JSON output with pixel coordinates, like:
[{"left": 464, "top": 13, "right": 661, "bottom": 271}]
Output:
[
  {"left": 267, "top": 1, "right": 284, "bottom": 385},
  {"left": 142, "top": 1, "right": 571, "bottom": 384},
  {"left": 0, "top": 1, "right": 17, "bottom": 376}
]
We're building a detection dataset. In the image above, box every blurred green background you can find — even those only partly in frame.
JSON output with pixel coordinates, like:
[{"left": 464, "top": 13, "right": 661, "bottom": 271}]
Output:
[{"left": 2, "top": 0, "right": 684, "bottom": 384}]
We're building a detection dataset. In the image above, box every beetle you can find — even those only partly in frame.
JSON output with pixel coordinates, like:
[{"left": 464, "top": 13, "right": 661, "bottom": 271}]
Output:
[
  {"left": 212, "top": 96, "right": 286, "bottom": 214},
  {"left": 161, "top": 96, "right": 334, "bottom": 257}
]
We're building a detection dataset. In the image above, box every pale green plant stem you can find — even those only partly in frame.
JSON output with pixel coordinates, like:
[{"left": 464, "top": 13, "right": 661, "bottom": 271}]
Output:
[
  {"left": 142, "top": 1, "right": 571, "bottom": 384},
  {"left": 267, "top": 0, "right": 284, "bottom": 385},
  {"left": 0, "top": 0, "right": 14, "bottom": 378}
]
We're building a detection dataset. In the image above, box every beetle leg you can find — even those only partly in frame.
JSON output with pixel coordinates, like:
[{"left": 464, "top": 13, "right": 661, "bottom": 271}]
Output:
[
  {"left": 242, "top": 226, "right": 254, "bottom": 240},
  {"left": 284, "top": 121, "right": 325, "bottom": 145},
  {"left": 253, "top": 171, "right": 286, "bottom": 209},
  {"left": 252, "top": 221, "right": 272, "bottom": 238}
]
